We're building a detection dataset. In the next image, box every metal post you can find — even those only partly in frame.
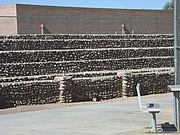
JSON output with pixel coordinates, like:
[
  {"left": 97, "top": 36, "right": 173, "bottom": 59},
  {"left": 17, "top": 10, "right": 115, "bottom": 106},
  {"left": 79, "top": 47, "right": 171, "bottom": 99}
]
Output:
[
  {"left": 151, "top": 113, "right": 157, "bottom": 132},
  {"left": 132, "top": 30, "right": 134, "bottom": 34},
  {"left": 174, "top": 0, "right": 180, "bottom": 84},
  {"left": 174, "top": 0, "right": 180, "bottom": 132},
  {"left": 122, "top": 24, "right": 125, "bottom": 35},
  {"left": 174, "top": 92, "right": 180, "bottom": 131},
  {"left": 40, "top": 24, "right": 44, "bottom": 34}
]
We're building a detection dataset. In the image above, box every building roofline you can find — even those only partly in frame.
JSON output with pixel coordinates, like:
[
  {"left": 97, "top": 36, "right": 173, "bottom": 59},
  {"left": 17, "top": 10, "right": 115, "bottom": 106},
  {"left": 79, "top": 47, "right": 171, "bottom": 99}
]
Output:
[{"left": 12, "top": 3, "right": 173, "bottom": 12}]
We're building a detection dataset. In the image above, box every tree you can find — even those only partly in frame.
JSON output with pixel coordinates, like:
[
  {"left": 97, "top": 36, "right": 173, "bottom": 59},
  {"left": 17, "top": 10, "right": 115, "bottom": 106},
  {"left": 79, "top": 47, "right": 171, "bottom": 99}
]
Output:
[{"left": 163, "top": 0, "right": 174, "bottom": 10}]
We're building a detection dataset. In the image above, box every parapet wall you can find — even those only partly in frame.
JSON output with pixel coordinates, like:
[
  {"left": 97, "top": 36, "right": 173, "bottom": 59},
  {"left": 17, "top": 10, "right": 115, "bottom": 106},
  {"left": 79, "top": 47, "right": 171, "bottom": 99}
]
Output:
[{"left": 0, "top": 34, "right": 175, "bottom": 108}]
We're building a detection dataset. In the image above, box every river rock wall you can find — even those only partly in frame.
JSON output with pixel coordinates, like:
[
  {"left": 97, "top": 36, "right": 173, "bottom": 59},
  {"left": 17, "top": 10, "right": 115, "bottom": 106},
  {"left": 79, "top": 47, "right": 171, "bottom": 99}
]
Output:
[{"left": 0, "top": 34, "right": 174, "bottom": 108}]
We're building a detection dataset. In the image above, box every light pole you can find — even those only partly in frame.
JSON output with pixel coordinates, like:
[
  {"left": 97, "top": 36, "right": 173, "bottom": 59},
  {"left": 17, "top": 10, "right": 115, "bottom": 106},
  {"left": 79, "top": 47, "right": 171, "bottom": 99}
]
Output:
[
  {"left": 168, "top": 0, "right": 180, "bottom": 132},
  {"left": 174, "top": 0, "right": 180, "bottom": 85}
]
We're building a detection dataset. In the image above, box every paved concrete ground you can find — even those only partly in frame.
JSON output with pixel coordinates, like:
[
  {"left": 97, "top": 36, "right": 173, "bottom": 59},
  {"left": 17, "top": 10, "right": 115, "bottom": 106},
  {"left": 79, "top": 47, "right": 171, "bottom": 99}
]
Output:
[{"left": 0, "top": 93, "right": 178, "bottom": 135}]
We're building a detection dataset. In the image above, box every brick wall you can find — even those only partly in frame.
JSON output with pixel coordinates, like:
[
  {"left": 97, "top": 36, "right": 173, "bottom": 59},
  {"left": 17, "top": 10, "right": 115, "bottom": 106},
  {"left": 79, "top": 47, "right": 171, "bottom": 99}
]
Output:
[
  {"left": 16, "top": 4, "right": 173, "bottom": 34},
  {"left": 0, "top": 4, "right": 17, "bottom": 35},
  {"left": 0, "top": 4, "right": 173, "bottom": 35}
]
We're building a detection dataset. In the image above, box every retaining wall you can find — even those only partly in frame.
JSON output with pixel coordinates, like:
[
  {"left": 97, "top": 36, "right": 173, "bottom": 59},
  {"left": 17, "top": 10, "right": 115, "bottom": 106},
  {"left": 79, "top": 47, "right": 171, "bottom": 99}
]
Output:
[
  {"left": 0, "top": 34, "right": 175, "bottom": 108},
  {"left": 0, "top": 81, "right": 60, "bottom": 109}
]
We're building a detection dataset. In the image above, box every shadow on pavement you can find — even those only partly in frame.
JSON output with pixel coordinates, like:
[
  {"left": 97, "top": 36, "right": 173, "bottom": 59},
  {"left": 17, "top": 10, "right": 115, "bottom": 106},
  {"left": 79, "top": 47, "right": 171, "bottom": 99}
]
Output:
[{"left": 161, "top": 122, "right": 177, "bottom": 132}]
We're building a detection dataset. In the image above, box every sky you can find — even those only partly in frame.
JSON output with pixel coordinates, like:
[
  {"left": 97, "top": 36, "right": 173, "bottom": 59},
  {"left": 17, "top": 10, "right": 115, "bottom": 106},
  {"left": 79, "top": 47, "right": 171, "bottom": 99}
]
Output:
[{"left": 0, "top": 0, "right": 171, "bottom": 10}]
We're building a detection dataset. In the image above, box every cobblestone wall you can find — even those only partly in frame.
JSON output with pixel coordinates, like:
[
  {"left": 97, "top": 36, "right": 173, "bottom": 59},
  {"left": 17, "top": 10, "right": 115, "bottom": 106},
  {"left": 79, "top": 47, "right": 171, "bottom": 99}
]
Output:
[
  {"left": 0, "top": 58, "right": 173, "bottom": 77},
  {"left": 123, "top": 72, "right": 174, "bottom": 97},
  {"left": 0, "top": 39, "right": 173, "bottom": 51},
  {"left": 0, "top": 34, "right": 175, "bottom": 108},
  {"left": 0, "top": 81, "right": 60, "bottom": 109},
  {"left": 72, "top": 76, "right": 122, "bottom": 102},
  {"left": 0, "top": 34, "right": 174, "bottom": 40},
  {"left": 0, "top": 48, "right": 173, "bottom": 63}
]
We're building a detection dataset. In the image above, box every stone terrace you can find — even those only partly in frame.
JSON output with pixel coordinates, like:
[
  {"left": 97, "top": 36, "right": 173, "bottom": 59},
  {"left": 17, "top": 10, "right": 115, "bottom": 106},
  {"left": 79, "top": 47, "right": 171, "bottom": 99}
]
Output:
[{"left": 0, "top": 34, "right": 175, "bottom": 108}]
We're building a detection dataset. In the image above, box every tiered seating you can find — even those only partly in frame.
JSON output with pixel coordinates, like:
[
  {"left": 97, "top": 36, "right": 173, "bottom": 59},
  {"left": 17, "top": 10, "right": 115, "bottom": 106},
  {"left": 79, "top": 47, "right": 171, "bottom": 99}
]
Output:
[
  {"left": 0, "top": 57, "right": 173, "bottom": 77},
  {"left": 0, "top": 34, "right": 175, "bottom": 108},
  {"left": 0, "top": 48, "right": 173, "bottom": 63},
  {"left": 0, "top": 39, "right": 174, "bottom": 50},
  {"left": 0, "top": 34, "right": 173, "bottom": 40}
]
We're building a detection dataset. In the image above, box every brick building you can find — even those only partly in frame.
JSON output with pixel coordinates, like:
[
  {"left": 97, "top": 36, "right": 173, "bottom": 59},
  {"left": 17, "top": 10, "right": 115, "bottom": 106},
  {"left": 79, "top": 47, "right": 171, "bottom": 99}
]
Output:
[{"left": 0, "top": 4, "right": 173, "bottom": 35}]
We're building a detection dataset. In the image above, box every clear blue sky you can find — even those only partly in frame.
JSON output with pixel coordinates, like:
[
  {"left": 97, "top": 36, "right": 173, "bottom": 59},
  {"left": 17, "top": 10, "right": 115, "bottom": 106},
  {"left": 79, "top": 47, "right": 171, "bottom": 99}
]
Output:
[{"left": 0, "top": 0, "right": 171, "bottom": 10}]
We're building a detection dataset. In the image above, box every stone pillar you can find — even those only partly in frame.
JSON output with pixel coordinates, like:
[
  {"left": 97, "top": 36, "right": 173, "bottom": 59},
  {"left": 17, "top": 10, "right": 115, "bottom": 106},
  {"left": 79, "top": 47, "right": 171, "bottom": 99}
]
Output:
[
  {"left": 59, "top": 77, "right": 66, "bottom": 103},
  {"left": 54, "top": 76, "right": 72, "bottom": 103},
  {"left": 122, "top": 73, "right": 130, "bottom": 97}
]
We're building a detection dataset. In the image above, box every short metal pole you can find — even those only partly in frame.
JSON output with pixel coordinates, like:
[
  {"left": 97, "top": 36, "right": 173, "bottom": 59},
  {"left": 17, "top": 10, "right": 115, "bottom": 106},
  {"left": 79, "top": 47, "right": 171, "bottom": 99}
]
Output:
[
  {"left": 122, "top": 24, "right": 125, "bottom": 35},
  {"left": 174, "top": 92, "right": 180, "bottom": 131},
  {"left": 151, "top": 112, "right": 157, "bottom": 132},
  {"left": 41, "top": 24, "right": 44, "bottom": 34}
]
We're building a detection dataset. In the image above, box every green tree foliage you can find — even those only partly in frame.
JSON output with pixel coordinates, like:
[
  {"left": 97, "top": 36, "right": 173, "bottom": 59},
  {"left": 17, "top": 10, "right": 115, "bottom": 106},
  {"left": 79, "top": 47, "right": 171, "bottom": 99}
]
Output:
[{"left": 163, "top": 0, "right": 174, "bottom": 10}]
